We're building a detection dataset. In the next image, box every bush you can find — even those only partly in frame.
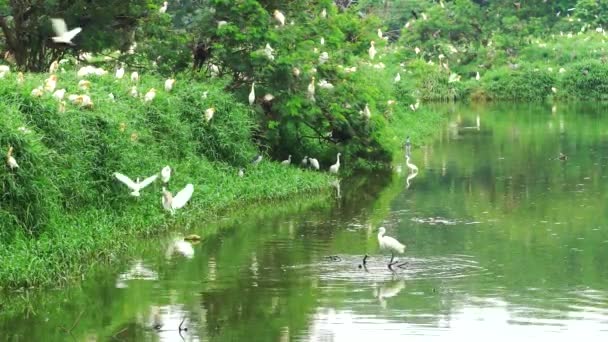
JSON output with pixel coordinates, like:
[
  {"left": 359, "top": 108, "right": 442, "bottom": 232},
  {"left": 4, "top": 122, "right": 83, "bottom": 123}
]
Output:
[
  {"left": 481, "top": 66, "right": 555, "bottom": 101},
  {"left": 559, "top": 60, "right": 608, "bottom": 100}
]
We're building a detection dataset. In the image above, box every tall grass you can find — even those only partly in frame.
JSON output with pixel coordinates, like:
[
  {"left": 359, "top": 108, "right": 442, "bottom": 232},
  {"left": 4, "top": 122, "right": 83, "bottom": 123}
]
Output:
[{"left": 0, "top": 69, "right": 331, "bottom": 288}]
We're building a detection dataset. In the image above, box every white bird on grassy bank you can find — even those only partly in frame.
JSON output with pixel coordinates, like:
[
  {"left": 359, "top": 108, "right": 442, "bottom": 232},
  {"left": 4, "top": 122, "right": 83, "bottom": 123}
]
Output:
[
  {"left": 309, "top": 157, "right": 320, "bottom": 170},
  {"left": 6, "top": 146, "right": 19, "bottom": 169},
  {"left": 329, "top": 153, "right": 341, "bottom": 174},
  {"left": 281, "top": 155, "right": 292, "bottom": 165},
  {"left": 161, "top": 166, "right": 171, "bottom": 184},
  {"left": 273, "top": 10, "right": 286, "bottom": 26},
  {"left": 114, "top": 172, "right": 158, "bottom": 196},
  {"left": 369, "top": 41, "right": 377, "bottom": 60},
  {"left": 301, "top": 156, "right": 309, "bottom": 168},
  {"left": 165, "top": 78, "right": 175, "bottom": 92},
  {"left": 249, "top": 82, "right": 256, "bottom": 105},
  {"left": 162, "top": 184, "right": 194, "bottom": 215},
  {"left": 378, "top": 227, "right": 406, "bottom": 269}
]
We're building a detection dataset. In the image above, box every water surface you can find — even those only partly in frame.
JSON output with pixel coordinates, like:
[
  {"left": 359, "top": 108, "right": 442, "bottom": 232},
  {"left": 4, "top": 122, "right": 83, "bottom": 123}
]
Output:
[{"left": 2, "top": 103, "right": 608, "bottom": 341}]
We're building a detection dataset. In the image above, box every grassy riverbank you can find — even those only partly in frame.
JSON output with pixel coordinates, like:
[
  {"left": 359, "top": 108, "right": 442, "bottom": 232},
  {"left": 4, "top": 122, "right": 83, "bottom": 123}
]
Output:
[{"left": 0, "top": 71, "right": 334, "bottom": 289}]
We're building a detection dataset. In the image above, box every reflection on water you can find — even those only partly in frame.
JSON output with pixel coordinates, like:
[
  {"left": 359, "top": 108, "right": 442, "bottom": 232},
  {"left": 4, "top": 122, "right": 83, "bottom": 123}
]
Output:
[{"left": 3, "top": 103, "right": 608, "bottom": 340}]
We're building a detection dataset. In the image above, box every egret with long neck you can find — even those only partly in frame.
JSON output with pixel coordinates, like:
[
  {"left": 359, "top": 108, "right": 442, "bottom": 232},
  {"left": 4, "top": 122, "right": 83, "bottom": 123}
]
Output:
[
  {"left": 377, "top": 227, "right": 406, "bottom": 269},
  {"left": 329, "top": 153, "right": 341, "bottom": 174}
]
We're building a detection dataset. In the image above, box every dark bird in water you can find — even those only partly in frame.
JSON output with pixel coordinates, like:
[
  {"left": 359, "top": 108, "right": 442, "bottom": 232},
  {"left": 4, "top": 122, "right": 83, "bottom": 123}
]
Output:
[
  {"left": 558, "top": 152, "right": 567, "bottom": 161},
  {"left": 411, "top": 10, "right": 418, "bottom": 20}
]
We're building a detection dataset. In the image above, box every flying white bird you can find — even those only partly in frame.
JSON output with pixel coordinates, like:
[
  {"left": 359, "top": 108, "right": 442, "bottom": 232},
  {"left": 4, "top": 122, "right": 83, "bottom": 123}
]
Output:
[
  {"left": 161, "top": 166, "right": 171, "bottom": 184},
  {"left": 369, "top": 41, "right": 377, "bottom": 60},
  {"left": 377, "top": 227, "right": 406, "bottom": 269},
  {"left": 162, "top": 184, "right": 194, "bottom": 215},
  {"left": 114, "top": 172, "right": 158, "bottom": 197},
  {"left": 281, "top": 155, "right": 292, "bottom": 165},
  {"left": 249, "top": 82, "right": 256, "bottom": 105},
  {"left": 165, "top": 78, "right": 175, "bottom": 91},
  {"left": 51, "top": 18, "right": 82, "bottom": 45},
  {"left": 329, "top": 153, "right": 341, "bottom": 174},
  {"left": 273, "top": 10, "right": 286, "bottom": 26},
  {"left": 159, "top": 1, "right": 168, "bottom": 14},
  {"left": 204, "top": 107, "right": 215, "bottom": 122},
  {"left": 6, "top": 146, "right": 19, "bottom": 169}
]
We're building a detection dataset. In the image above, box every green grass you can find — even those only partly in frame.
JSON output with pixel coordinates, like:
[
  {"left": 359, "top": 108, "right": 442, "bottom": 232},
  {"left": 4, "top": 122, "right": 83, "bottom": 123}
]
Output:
[{"left": 0, "top": 68, "right": 332, "bottom": 289}]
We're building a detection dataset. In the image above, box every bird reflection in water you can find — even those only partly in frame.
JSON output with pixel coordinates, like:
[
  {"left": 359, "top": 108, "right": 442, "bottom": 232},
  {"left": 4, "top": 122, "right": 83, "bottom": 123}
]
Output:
[{"left": 374, "top": 279, "right": 406, "bottom": 309}]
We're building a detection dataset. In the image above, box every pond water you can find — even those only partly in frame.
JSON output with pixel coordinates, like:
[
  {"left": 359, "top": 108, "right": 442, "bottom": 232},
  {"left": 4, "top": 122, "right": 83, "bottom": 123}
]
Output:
[{"left": 2, "top": 103, "right": 608, "bottom": 341}]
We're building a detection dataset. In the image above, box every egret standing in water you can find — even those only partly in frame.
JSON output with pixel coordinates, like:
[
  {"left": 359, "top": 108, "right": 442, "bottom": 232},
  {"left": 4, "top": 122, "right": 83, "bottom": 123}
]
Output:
[
  {"left": 377, "top": 227, "right": 406, "bottom": 269},
  {"left": 406, "top": 155, "right": 418, "bottom": 174},
  {"left": 329, "top": 153, "right": 341, "bottom": 174}
]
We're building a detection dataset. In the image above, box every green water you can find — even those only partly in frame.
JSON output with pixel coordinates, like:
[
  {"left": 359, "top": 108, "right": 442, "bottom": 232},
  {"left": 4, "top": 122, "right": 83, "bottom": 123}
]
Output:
[{"left": 3, "top": 103, "right": 608, "bottom": 341}]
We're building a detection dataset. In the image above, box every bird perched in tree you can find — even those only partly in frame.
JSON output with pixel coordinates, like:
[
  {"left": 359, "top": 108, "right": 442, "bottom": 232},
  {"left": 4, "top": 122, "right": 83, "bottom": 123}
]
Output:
[
  {"left": 281, "top": 155, "right": 292, "bottom": 165},
  {"left": 249, "top": 82, "right": 256, "bottom": 105},
  {"left": 329, "top": 153, "right": 341, "bottom": 174},
  {"left": 114, "top": 172, "right": 158, "bottom": 197},
  {"left": 51, "top": 18, "right": 81, "bottom": 45},
  {"left": 159, "top": 1, "right": 168, "bottom": 14},
  {"left": 273, "top": 10, "right": 286, "bottom": 26},
  {"left": 377, "top": 227, "right": 406, "bottom": 269}
]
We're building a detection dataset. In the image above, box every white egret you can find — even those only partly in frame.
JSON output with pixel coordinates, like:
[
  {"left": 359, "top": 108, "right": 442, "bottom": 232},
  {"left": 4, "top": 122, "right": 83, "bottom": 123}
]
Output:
[
  {"left": 378, "top": 28, "right": 383, "bottom": 39},
  {"left": 162, "top": 184, "right": 194, "bottom": 215},
  {"left": 204, "top": 107, "right": 215, "bottom": 122},
  {"left": 51, "top": 18, "right": 81, "bottom": 45},
  {"left": 144, "top": 88, "right": 156, "bottom": 102},
  {"left": 264, "top": 43, "right": 275, "bottom": 61},
  {"left": 251, "top": 154, "right": 263, "bottom": 166},
  {"left": 249, "top": 82, "right": 256, "bottom": 105},
  {"left": 292, "top": 67, "right": 300, "bottom": 77},
  {"left": 109, "top": 93, "right": 115, "bottom": 101},
  {"left": 406, "top": 155, "right": 418, "bottom": 173},
  {"left": 131, "top": 71, "right": 139, "bottom": 83},
  {"left": 475, "top": 71, "right": 480, "bottom": 80},
  {"left": 49, "top": 60, "right": 59, "bottom": 74},
  {"left": 410, "top": 100, "right": 420, "bottom": 111},
  {"left": 273, "top": 10, "right": 286, "bottom": 26},
  {"left": 307, "top": 76, "right": 315, "bottom": 101},
  {"left": 53, "top": 88, "right": 66, "bottom": 101},
  {"left": 369, "top": 41, "right": 377, "bottom": 60},
  {"left": 281, "top": 155, "right": 292, "bottom": 165},
  {"left": 377, "top": 227, "right": 406, "bottom": 269},
  {"left": 115, "top": 66, "right": 125, "bottom": 79},
  {"left": 217, "top": 20, "right": 228, "bottom": 28},
  {"left": 394, "top": 73, "right": 401, "bottom": 83},
  {"left": 6, "top": 146, "right": 19, "bottom": 169},
  {"left": 415, "top": 46, "right": 421, "bottom": 55},
  {"left": 159, "top": 1, "right": 168, "bottom": 14},
  {"left": 321, "top": 8, "right": 327, "bottom": 18},
  {"left": 318, "top": 51, "right": 329, "bottom": 64},
  {"left": 301, "top": 156, "right": 308, "bottom": 167},
  {"left": 448, "top": 73, "right": 461, "bottom": 83},
  {"left": 114, "top": 172, "right": 158, "bottom": 197},
  {"left": 317, "top": 79, "right": 334, "bottom": 89},
  {"left": 362, "top": 103, "right": 371, "bottom": 120},
  {"left": 238, "top": 168, "right": 244, "bottom": 177},
  {"left": 164, "top": 78, "right": 175, "bottom": 91},
  {"left": 320, "top": 37, "right": 325, "bottom": 45},
  {"left": 309, "top": 157, "right": 320, "bottom": 170},
  {"left": 263, "top": 93, "right": 274, "bottom": 102},
  {"left": 161, "top": 165, "right": 171, "bottom": 184},
  {"left": 329, "top": 153, "right": 341, "bottom": 174},
  {"left": 17, "top": 72, "right": 24, "bottom": 85},
  {"left": 551, "top": 87, "right": 557, "bottom": 94},
  {"left": 130, "top": 86, "right": 138, "bottom": 98}
]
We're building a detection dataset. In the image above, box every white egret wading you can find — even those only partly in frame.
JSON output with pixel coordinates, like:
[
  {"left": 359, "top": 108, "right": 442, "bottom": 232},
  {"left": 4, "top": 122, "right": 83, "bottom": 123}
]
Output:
[
  {"left": 378, "top": 227, "right": 406, "bottom": 269},
  {"left": 114, "top": 172, "right": 158, "bottom": 197}
]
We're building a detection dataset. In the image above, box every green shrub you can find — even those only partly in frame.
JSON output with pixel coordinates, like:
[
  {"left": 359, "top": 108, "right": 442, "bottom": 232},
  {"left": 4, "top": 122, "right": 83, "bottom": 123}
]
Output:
[{"left": 559, "top": 60, "right": 608, "bottom": 100}]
